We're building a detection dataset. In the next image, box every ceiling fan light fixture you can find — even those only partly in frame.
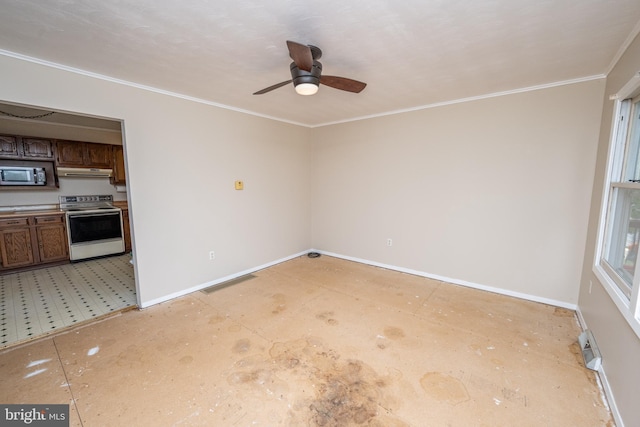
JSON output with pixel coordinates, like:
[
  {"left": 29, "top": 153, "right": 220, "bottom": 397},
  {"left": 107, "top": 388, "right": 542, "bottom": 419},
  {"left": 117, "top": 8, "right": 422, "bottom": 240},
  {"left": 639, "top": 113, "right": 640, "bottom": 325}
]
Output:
[
  {"left": 295, "top": 82, "right": 319, "bottom": 96},
  {"left": 253, "top": 41, "right": 366, "bottom": 96}
]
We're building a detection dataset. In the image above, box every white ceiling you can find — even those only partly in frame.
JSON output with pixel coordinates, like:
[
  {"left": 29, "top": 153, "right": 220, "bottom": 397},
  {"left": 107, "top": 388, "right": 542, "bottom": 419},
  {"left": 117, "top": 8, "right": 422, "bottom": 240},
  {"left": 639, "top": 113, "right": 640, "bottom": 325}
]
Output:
[{"left": 0, "top": 0, "right": 639, "bottom": 127}]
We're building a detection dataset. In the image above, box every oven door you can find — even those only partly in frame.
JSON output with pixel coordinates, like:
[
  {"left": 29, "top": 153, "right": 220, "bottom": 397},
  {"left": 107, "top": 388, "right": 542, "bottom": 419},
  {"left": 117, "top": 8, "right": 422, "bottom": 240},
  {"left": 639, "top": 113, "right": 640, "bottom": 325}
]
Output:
[{"left": 66, "top": 210, "right": 125, "bottom": 260}]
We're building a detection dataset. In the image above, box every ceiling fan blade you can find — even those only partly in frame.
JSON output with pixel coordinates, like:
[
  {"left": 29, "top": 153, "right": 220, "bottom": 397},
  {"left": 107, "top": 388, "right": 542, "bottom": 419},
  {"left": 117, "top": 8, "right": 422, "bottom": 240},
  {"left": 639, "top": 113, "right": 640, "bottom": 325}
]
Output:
[
  {"left": 286, "top": 40, "right": 313, "bottom": 72},
  {"left": 253, "top": 80, "right": 293, "bottom": 95},
  {"left": 320, "top": 75, "right": 367, "bottom": 93}
]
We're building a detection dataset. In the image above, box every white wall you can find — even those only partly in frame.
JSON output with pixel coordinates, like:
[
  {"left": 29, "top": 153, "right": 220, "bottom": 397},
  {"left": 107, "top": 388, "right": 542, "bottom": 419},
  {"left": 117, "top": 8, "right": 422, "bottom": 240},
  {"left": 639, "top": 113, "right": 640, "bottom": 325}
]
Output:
[
  {"left": 0, "top": 54, "right": 312, "bottom": 306},
  {"left": 579, "top": 33, "right": 640, "bottom": 426},
  {"left": 311, "top": 80, "right": 604, "bottom": 305}
]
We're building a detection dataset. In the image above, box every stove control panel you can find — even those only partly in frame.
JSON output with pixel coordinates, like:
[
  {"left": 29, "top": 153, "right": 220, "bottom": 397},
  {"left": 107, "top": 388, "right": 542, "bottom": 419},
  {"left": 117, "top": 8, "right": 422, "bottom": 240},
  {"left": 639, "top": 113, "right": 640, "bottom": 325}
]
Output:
[{"left": 59, "top": 195, "right": 113, "bottom": 203}]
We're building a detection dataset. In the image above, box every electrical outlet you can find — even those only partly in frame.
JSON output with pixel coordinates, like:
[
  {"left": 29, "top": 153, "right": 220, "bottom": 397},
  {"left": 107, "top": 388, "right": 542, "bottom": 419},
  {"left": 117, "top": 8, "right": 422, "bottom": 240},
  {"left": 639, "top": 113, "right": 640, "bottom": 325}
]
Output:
[
  {"left": 387, "top": 238, "right": 393, "bottom": 247},
  {"left": 209, "top": 251, "right": 215, "bottom": 260}
]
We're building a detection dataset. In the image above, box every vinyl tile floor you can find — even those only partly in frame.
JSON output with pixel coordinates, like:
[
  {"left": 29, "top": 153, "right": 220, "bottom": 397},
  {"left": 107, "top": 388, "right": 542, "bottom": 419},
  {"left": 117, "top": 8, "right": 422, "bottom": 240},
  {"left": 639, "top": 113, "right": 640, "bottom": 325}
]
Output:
[
  {"left": 0, "top": 255, "right": 612, "bottom": 426},
  {"left": 0, "top": 254, "right": 136, "bottom": 348}
]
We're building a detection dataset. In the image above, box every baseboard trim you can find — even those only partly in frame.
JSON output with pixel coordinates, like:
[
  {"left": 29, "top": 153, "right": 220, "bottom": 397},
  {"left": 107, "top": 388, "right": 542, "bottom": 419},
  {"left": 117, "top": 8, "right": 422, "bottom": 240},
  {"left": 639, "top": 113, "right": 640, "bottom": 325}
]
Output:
[
  {"left": 575, "top": 307, "right": 624, "bottom": 427},
  {"left": 138, "top": 250, "right": 310, "bottom": 308},
  {"left": 314, "top": 250, "right": 578, "bottom": 310}
]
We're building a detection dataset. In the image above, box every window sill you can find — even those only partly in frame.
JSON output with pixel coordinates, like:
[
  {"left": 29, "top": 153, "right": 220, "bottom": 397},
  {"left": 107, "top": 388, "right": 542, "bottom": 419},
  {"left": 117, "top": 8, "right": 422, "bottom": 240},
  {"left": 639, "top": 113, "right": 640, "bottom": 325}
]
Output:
[{"left": 593, "top": 264, "right": 640, "bottom": 339}]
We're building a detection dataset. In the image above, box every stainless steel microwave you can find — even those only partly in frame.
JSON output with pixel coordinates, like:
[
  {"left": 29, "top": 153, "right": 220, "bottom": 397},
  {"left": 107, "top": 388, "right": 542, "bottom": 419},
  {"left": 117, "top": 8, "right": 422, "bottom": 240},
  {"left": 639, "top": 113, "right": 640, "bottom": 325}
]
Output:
[{"left": 0, "top": 166, "right": 47, "bottom": 186}]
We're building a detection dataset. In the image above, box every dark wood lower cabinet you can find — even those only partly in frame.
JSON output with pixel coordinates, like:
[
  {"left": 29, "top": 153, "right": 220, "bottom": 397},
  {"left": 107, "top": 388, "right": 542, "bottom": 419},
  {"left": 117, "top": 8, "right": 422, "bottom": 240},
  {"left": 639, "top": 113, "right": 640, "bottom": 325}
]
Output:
[
  {"left": 34, "top": 215, "right": 69, "bottom": 263},
  {"left": 0, "top": 214, "right": 69, "bottom": 273},
  {"left": 0, "top": 225, "right": 35, "bottom": 269}
]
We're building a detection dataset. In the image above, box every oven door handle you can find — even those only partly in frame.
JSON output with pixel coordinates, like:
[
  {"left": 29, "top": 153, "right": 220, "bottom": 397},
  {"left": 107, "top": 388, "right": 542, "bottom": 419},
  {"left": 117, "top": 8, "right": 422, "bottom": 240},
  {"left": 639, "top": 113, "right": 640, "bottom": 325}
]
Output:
[{"left": 67, "top": 211, "right": 121, "bottom": 218}]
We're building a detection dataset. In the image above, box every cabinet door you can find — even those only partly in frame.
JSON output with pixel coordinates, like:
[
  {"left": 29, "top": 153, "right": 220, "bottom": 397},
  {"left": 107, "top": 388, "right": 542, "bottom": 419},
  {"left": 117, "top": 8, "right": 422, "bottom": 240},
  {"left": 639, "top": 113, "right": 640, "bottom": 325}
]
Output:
[
  {"left": 86, "top": 143, "right": 112, "bottom": 168},
  {"left": 34, "top": 215, "right": 69, "bottom": 263},
  {"left": 22, "top": 138, "right": 54, "bottom": 159},
  {"left": 0, "top": 135, "right": 20, "bottom": 158},
  {"left": 0, "top": 227, "right": 35, "bottom": 269},
  {"left": 36, "top": 225, "right": 68, "bottom": 262},
  {"left": 111, "top": 145, "right": 126, "bottom": 185},
  {"left": 56, "top": 140, "right": 86, "bottom": 166}
]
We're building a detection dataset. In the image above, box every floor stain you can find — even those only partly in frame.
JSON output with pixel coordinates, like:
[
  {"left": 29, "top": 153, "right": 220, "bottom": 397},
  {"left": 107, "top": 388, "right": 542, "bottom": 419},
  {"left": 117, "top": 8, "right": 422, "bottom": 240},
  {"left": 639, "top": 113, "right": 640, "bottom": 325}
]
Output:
[
  {"left": 208, "top": 314, "right": 226, "bottom": 325},
  {"left": 227, "top": 337, "right": 408, "bottom": 426},
  {"left": 490, "top": 358, "right": 504, "bottom": 367},
  {"left": 553, "top": 307, "right": 575, "bottom": 317},
  {"left": 309, "top": 360, "right": 381, "bottom": 426},
  {"left": 315, "top": 311, "right": 339, "bottom": 325},
  {"left": 233, "top": 339, "right": 251, "bottom": 354},
  {"left": 383, "top": 326, "right": 405, "bottom": 340},
  {"left": 271, "top": 293, "right": 287, "bottom": 315},
  {"left": 178, "top": 355, "right": 193, "bottom": 364},
  {"left": 568, "top": 342, "right": 584, "bottom": 367},
  {"left": 420, "top": 372, "right": 470, "bottom": 405}
]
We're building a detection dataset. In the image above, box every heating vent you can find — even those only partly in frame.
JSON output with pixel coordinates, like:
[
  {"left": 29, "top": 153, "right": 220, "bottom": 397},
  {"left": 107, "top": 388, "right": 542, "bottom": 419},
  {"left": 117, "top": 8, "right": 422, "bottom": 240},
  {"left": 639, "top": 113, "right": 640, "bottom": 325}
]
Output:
[
  {"left": 201, "top": 274, "right": 256, "bottom": 294},
  {"left": 578, "top": 329, "right": 602, "bottom": 371}
]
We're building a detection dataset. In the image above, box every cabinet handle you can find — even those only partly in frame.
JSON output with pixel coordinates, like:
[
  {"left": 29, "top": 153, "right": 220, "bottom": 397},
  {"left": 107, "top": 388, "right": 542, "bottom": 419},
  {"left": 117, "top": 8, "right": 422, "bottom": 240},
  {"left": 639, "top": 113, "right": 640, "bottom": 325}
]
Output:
[{"left": 7, "top": 221, "right": 20, "bottom": 225}]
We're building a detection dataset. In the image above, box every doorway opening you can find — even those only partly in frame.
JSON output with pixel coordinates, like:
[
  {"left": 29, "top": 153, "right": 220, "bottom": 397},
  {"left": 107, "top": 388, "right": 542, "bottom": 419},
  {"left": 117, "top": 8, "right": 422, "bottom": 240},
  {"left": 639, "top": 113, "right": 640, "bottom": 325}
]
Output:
[{"left": 0, "top": 101, "right": 138, "bottom": 349}]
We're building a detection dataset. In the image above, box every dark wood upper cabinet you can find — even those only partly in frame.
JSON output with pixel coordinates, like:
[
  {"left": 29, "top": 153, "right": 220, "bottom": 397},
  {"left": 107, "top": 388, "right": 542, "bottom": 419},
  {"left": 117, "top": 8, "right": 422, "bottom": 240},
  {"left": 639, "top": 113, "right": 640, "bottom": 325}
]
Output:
[
  {"left": 56, "top": 140, "right": 87, "bottom": 166},
  {"left": 0, "top": 135, "right": 54, "bottom": 161},
  {"left": 86, "top": 143, "right": 112, "bottom": 168},
  {"left": 0, "top": 135, "right": 20, "bottom": 158},
  {"left": 56, "top": 140, "right": 112, "bottom": 169},
  {"left": 22, "top": 138, "right": 54, "bottom": 159},
  {"left": 110, "top": 145, "right": 126, "bottom": 185}
]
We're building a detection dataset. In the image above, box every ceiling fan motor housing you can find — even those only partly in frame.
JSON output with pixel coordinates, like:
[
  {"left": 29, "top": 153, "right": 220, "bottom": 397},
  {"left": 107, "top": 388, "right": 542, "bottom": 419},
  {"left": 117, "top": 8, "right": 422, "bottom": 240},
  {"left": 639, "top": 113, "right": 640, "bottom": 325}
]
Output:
[{"left": 290, "top": 60, "right": 322, "bottom": 87}]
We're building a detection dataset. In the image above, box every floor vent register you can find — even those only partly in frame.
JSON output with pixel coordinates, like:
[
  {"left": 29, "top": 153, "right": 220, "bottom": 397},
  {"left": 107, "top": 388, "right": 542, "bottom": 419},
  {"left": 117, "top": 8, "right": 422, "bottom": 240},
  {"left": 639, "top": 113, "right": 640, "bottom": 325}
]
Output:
[
  {"left": 578, "top": 329, "right": 602, "bottom": 371},
  {"left": 201, "top": 274, "right": 257, "bottom": 294}
]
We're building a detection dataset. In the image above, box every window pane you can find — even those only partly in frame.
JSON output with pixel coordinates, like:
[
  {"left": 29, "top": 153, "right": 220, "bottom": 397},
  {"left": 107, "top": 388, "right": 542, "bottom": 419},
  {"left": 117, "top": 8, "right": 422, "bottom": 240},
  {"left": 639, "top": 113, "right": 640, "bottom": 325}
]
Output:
[
  {"left": 604, "top": 187, "right": 640, "bottom": 295},
  {"left": 624, "top": 98, "right": 640, "bottom": 181}
]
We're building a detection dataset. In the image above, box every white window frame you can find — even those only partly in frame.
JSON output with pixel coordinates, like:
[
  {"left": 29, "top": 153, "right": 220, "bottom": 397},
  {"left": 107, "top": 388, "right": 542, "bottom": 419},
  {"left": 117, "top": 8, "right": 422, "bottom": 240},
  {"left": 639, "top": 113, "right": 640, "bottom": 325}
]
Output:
[{"left": 594, "top": 71, "right": 640, "bottom": 339}]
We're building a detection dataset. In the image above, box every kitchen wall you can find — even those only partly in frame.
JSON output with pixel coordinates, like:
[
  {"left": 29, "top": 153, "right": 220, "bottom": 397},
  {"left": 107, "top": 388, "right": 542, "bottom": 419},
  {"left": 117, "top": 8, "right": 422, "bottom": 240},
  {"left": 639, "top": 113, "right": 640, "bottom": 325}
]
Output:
[
  {"left": 311, "top": 79, "right": 605, "bottom": 306},
  {"left": 0, "top": 110, "right": 126, "bottom": 206},
  {"left": 0, "top": 53, "right": 312, "bottom": 306},
  {"left": 0, "top": 177, "right": 127, "bottom": 207},
  {"left": 578, "top": 33, "right": 640, "bottom": 426}
]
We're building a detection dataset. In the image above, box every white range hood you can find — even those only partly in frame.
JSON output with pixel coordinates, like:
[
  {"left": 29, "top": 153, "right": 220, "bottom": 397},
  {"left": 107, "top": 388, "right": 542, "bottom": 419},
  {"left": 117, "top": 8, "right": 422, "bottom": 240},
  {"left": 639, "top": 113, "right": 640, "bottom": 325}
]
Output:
[{"left": 57, "top": 167, "right": 113, "bottom": 178}]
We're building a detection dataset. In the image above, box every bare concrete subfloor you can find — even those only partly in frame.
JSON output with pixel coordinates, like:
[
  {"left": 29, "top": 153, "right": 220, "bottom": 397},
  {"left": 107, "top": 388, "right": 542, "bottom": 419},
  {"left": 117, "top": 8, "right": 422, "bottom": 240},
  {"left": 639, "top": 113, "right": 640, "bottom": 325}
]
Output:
[{"left": 0, "top": 255, "right": 612, "bottom": 426}]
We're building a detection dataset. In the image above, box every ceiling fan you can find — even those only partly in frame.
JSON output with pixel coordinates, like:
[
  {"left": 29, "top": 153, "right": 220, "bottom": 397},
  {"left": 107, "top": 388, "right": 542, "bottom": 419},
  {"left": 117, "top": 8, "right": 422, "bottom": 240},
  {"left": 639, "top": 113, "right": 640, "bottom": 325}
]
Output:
[{"left": 253, "top": 40, "right": 367, "bottom": 96}]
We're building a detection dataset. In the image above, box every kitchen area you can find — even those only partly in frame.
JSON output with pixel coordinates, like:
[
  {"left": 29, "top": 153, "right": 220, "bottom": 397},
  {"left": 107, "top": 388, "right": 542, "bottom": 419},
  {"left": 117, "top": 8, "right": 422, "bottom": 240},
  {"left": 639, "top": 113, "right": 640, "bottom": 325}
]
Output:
[{"left": 0, "top": 103, "right": 136, "bottom": 348}]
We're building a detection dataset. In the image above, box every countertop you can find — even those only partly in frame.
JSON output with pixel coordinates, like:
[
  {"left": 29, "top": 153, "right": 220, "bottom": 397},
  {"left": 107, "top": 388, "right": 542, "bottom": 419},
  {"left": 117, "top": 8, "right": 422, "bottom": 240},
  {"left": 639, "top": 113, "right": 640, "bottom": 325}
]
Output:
[
  {"left": 112, "top": 201, "right": 128, "bottom": 209},
  {"left": 0, "top": 208, "right": 63, "bottom": 219}
]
